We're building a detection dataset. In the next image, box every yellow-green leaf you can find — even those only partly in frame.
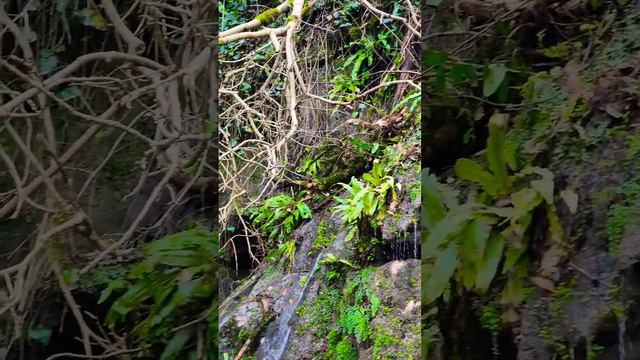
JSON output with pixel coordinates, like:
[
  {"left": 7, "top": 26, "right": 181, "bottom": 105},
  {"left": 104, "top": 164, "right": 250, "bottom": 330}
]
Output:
[
  {"left": 483, "top": 63, "right": 507, "bottom": 97},
  {"left": 454, "top": 158, "right": 498, "bottom": 196},
  {"left": 425, "top": 243, "right": 458, "bottom": 303},
  {"left": 421, "top": 171, "right": 447, "bottom": 229},
  {"left": 475, "top": 233, "right": 504, "bottom": 292}
]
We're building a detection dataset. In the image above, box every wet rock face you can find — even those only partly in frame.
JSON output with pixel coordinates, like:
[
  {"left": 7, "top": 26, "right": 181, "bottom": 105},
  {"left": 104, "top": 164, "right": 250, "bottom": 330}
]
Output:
[
  {"left": 219, "top": 166, "right": 420, "bottom": 359},
  {"left": 516, "top": 128, "right": 640, "bottom": 360},
  {"left": 282, "top": 260, "right": 421, "bottom": 360},
  {"left": 364, "top": 260, "right": 421, "bottom": 358}
]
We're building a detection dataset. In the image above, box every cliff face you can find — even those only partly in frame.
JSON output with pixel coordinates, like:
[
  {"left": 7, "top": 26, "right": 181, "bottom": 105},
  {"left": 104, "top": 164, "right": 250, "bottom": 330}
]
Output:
[{"left": 219, "top": 165, "right": 421, "bottom": 360}]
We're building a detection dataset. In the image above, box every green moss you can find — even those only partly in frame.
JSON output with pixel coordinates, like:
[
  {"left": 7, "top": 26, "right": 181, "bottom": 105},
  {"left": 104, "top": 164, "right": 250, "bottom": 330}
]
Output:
[
  {"left": 334, "top": 337, "right": 357, "bottom": 360},
  {"left": 626, "top": 135, "right": 640, "bottom": 161},
  {"left": 255, "top": 8, "right": 281, "bottom": 25},
  {"left": 586, "top": 341, "right": 604, "bottom": 360},
  {"left": 312, "top": 220, "right": 333, "bottom": 251},
  {"left": 539, "top": 326, "right": 552, "bottom": 343},
  {"left": 372, "top": 328, "right": 401, "bottom": 359},
  {"left": 298, "top": 286, "right": 342, "bottom": 337},
  {"left": 606, "top": 177, "right": 640, "bottom": 254},
  {"left": 478, "top": 305, "right": 502, "bottom": 336},
  {"left": 594, "top": 186, "right": 617, "bottom": 206},
  {"left": 607, "top": 204, "right": 630, "bottom": 253},
  {"left": 550, "top": 278, "right": 576, "bottom": 316}
]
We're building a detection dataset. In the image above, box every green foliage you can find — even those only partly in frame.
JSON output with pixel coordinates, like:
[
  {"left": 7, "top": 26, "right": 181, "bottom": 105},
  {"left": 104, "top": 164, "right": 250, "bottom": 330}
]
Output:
[
  {"left": 586, "top": 341, "right": 604, "bottom": 360},
  {"left": 219, "top": 0, "right": 249, "bottom": 32},
  {"left": 549, "top": 278, "right": 576, "bottom": 316},
  {"left": 249, "top": 192, "right": 312, "bottom": 244},
  {"left": 372, "top": 327, "right": 401, "bottom": 359},
  {"left": 298, "top": 153, "right": 322, "bottom": 176},
  {"left": 276, "top": 239, "right": 297, "bottom": 270},
  {"left": 325, "top": 269, "right": 380, "bottom": 359},
  {"left": 423, "top": 116, "right": 562, "bottom": 303},
  {"left": 330, "top": 30, "right": 395, "bottom": 101},
  {"left": 312, "top": 220, "right": 334, "bottom": 252},
  {"left": 99, "top": 228, "right": 217, "bottom": 359},
  {"left": 333, "top": 161, "right": 396, "bottom": 242},
  {"left": 298, "top": 286, "right": 342, "bottom": 337},
  {"left": 478, "top": 305, "right": 502, "bottom": 336},
  {"left": 27, "top": 327, "right": 52, "bottom": 346},
  {"left": 483, "top": 64, "right": 507, "bottom": 97},
  {"left": 605, "top": 177, "right": 640, "bottom": 254},
  {"left": 320, "top": 253, "right": 356, "bottom": 269}
]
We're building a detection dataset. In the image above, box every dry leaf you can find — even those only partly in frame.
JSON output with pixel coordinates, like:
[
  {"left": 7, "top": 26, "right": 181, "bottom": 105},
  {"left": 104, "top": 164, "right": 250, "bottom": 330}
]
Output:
[
  {"left": 539, "top": 244, "right": 565, "bottom": 277},
  {"left": 502, "top": 306, "right": 520, "bottom": 323},
  {"left": 261, "top": 298, "right": 269, "bottom": 312},
  {"left": 560, "top": 189, "right": 579, "bottom": 214},
  {"left": 529, "top": 276, "right": 556, "bottom": 292},
  {"left": 604, "top": 103, "right": 624, "bottom": 118}
]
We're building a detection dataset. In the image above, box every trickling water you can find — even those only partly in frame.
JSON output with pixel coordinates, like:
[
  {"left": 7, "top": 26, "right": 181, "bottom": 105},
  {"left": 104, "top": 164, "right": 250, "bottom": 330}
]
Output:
[
  {"left": 413, "top": 223, "right": 417, "bottom": 259},
  {"left": 618, "top": 315, "right": 626, "bottom": 360},
  {"left": 403, "top": 232, "right": 408, "bottom": 259},
  {"left": 262, "top": 252, "right": 324, "bottom": 360}
]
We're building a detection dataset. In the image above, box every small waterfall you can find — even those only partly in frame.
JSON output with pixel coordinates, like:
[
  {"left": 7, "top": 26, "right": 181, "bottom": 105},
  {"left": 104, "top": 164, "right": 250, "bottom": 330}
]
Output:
[
  {"left": 262, "top": 252, "right": 324, "bottom": 360},
  {"left": 403, "top": 232, "right": 407, "bottom": 259},
  {"left": 618, "top": 314, "right": 626, "bottom": 360}
]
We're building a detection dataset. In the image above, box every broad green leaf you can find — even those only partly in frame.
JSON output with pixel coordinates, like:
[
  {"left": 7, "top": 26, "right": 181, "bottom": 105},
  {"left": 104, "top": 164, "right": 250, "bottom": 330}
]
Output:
[
  {"left": 487, "top": 115, "right": 509, "bottom": 193},
  {"left": 424, "top": 211, "right": 469, "bottom": 254},
  {"left": 421, "top": 171, "right": 447, "bottom": 229},
  {"left": 448, "top": 63, "right": 477, "bottom": 85},
  {"left": 500, "top": 259, "right": 528, "bottom": 305},
  {"left": 460, "top": 218, "right": 490, "bottom": 265},
  {"left": 37, "top": 55, "right": 58, "bottom": 75},
  {"left": 505, "top": 140, "right": 518, "bottom": 171},
  {"left": 460, "top": 218, "right": 490, "bottom": 289},
  {"left": 501, "top": 233, "right": 528, "bottom": 274},
  {"left": 56, "top": 86, "right": 81, "bottom": 100},
  {"left": 483, "top": 63, "right": 507, "bottom": 97},
  {"left": 510, "top": 188, "right": 542, "bottom": 221},
  {"left": 454, "top": 158, "right": 498, "bottom": 196},
  {"left": 362, "top": 173, "right": 375, "bottom": 184},
  {"left": 28, "top": 328, "right": 52, "bottom": 346},
  {"left": 425, "top": 243, "right": 458, "bottom": 303},
  {"left": 160, "top": 329, "right": 191, "bottom": 360},
  {"left": 98, "top": 279, "right": 128, "bottom": 304},
  {"left": 475, "top": 233, "right": 504, "bottom": 292},
  {"left": 423, "top": 49, "right": 447, "bottom": 67}
]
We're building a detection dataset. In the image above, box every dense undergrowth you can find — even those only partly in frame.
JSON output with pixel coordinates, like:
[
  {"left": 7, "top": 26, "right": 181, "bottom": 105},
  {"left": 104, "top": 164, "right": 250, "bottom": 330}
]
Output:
[{"left": 219, "top": 0, "right": 420, "bottom": 273}]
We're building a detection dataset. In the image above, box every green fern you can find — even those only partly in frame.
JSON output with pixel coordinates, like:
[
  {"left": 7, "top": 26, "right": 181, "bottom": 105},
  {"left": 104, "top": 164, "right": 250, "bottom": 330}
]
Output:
[
  {"left": 423, "top": 114, "right": 565, "bottom": 304},
  {"left": 99, "top": 227, "right": 217, "bottom": 359},
  {"left": 249, "top": 192, "right": 312, "bottom": 244}
]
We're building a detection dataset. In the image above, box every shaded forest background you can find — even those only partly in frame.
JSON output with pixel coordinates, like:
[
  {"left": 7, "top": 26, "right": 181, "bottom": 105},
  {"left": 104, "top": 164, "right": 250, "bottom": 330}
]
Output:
[{"left": 0, "top": 0, "right": 215, "bottom": 358}]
